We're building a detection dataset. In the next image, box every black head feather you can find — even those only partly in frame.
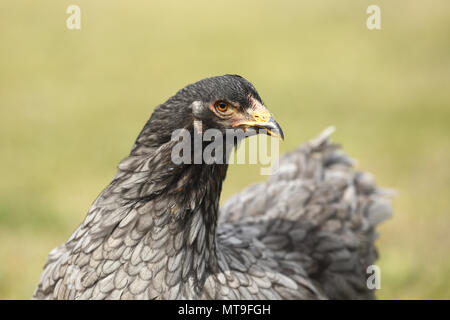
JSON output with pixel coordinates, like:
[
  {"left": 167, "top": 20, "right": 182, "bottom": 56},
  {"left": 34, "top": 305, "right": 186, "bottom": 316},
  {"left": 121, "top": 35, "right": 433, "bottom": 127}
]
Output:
[{"left": 132, "top": 75, "right": 264, "bottom": 153}]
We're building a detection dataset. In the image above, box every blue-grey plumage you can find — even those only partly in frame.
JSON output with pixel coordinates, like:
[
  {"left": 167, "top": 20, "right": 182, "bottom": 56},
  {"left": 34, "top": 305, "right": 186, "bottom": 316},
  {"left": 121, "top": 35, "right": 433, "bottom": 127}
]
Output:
[{"left": 33, "top": 75, "right": 392, "bottom": 300}]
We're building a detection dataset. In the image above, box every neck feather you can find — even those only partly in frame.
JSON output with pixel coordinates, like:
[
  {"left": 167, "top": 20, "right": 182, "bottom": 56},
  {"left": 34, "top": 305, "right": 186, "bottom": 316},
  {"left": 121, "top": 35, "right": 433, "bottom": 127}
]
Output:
[{"left": 107, "top": 139, "right": 228, "bottom": 297}]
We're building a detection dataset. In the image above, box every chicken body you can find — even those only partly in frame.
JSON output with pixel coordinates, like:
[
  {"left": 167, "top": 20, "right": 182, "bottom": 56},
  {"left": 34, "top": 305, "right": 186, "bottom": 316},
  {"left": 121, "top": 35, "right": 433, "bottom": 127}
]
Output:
[{"left": 34, "top": 76, "right": 391, "bottom": 300}]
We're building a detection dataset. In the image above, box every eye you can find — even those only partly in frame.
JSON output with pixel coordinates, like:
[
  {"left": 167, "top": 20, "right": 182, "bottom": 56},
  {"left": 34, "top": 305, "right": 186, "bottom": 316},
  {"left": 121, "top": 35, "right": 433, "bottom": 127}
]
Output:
[{"left": 214, "top": 101, "right": 232, "bottom": 114}]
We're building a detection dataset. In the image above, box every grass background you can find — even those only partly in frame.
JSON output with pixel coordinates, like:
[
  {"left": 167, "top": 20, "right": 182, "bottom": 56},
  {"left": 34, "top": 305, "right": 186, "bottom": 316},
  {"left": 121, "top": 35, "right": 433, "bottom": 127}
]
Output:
[{"left": 0, "top": 0, "right": 449, "bottom": 299}]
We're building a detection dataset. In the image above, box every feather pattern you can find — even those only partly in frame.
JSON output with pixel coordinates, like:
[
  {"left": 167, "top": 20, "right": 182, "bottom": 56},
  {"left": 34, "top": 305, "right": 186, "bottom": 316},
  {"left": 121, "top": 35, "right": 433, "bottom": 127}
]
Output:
[{"left": 33, "top": 76, "right": 391, "bottom": 300}]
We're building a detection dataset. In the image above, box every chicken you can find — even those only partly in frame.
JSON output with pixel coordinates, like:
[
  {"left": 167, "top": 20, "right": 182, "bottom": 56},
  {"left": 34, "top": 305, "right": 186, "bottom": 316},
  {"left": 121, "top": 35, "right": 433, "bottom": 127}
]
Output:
[{"left": 33, "top": 75, "right": 392, "bottom": 299}]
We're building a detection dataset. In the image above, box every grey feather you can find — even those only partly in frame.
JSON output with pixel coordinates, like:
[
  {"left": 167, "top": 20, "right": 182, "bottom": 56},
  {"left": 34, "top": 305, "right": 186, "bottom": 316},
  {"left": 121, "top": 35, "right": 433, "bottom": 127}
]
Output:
[{"left": 33, "top": 75, "right": 392, "bottom": 300}]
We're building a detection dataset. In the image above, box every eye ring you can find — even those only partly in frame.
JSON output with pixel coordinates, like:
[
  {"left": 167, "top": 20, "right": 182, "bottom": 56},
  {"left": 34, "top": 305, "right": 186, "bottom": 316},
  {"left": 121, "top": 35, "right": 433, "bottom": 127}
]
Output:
[{"left": 214, "top": 101, "right": 230, "bottom": 113}]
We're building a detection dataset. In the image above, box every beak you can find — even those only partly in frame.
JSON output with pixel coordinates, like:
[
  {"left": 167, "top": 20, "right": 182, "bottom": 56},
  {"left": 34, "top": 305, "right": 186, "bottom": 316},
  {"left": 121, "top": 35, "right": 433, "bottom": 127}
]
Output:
[
  {"left": 250, "top": 116, "right": 284, "bottom": 140},
  {"left": 234, "top": 115, "right": 284, "bottom": 140}
]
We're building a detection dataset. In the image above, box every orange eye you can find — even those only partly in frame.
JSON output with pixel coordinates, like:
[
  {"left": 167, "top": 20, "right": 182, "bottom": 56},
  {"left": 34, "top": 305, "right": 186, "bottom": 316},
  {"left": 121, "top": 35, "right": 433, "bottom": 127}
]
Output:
[{"left": 214, "top": 101, "right": 231, "bottom": 114}]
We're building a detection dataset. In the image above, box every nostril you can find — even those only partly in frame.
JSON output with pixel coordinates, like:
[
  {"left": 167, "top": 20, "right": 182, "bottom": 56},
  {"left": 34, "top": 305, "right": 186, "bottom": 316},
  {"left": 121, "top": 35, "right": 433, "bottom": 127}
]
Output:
[{"left": 255, "top": 115, "right": 267, "bottom": 122}]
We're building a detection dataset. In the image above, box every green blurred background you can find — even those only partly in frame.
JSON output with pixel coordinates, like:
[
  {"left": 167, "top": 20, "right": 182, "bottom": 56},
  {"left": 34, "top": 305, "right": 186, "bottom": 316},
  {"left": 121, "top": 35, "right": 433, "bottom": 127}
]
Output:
[{"left": 1, "top": 0, "right": 449, "bottom": 299}]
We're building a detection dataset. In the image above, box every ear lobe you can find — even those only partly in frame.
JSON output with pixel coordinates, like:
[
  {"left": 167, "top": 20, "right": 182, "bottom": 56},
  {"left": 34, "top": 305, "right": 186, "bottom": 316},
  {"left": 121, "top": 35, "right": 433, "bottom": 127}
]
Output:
[{"left": 189, "top": 101, "right": 203, "bottom": 116}]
